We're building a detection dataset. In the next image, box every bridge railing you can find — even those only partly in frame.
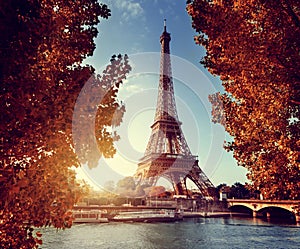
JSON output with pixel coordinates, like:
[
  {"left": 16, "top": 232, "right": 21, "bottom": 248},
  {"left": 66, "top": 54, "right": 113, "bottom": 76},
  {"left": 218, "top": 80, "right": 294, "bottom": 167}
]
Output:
[{"left": 227, "top": 199, "right": 300, "bottom": 205}]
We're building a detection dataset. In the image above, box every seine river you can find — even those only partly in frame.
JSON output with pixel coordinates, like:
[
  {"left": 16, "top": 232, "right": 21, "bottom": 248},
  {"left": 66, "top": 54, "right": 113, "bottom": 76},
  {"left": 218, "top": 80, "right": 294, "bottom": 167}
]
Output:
[{"left": 41, "top": 217, "right": 300, "bottom": 249}]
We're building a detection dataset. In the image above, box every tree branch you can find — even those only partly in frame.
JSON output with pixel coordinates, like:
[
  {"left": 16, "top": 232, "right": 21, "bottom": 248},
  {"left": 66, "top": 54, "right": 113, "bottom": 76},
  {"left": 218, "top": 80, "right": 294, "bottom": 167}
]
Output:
[{"left": 281, "top": 0, "right": 300, "bottom": 28}]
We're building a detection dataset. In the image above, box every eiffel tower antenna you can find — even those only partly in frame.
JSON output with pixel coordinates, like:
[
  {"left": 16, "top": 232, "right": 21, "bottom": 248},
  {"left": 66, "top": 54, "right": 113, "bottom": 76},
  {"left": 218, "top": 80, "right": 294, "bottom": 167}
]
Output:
[{"left": 135, "top": 21, "right": 215, "bottom": 198}]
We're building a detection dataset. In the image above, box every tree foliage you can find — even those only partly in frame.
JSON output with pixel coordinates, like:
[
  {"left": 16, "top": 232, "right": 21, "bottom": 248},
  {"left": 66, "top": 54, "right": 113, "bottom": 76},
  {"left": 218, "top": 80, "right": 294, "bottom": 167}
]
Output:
[
  {"left": 216, "top": 183, "right": 227, "bottom": 193},
  {"left": 117, "top": 176, "right": 136, "bottom": 191},
  {"left": 103, "top": 180, "right": 116, "bottom": 193},
  {"left": 148, "top": 186, "right": 167, "bottom": 197},
  {"left": 73, "top": 54, "right": 130, "bottom": 169},
  {"left": 187, "top": 0, "right": 300, "bottom": 199},
  {"left": 217, "top": 182, "right": 251, "bottom": 199},
  {"left": 0, "top": 1, "right": 130, "bottom": 248},
  {"left": 229, "top": 182, "right": 250, "bottom": 199}
]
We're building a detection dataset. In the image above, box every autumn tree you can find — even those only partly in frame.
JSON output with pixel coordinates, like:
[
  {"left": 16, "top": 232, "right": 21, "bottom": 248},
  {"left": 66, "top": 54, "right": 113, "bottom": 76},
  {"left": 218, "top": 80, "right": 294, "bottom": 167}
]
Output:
[
  {"left": 73, "top": 54, "right": 130, "bottom": 169},
  {"left": 0, "top": 1, "right": 130, "bottom": 248},
  {"left": 187, "top": 0, "right": 300, "bottom": 199}
]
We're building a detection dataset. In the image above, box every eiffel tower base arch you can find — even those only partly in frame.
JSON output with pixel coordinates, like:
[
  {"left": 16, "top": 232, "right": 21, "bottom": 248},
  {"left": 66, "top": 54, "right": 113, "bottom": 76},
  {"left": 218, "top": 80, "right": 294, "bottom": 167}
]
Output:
[{"left": 135, "top": 154, "right": 216, "bottom": 198}]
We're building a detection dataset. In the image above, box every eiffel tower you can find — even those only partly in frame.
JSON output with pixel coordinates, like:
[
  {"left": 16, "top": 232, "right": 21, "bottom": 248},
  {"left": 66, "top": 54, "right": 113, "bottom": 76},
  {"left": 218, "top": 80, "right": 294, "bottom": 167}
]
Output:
[{"left": 135, "top": 20, "right": 215, "bottom": 198}]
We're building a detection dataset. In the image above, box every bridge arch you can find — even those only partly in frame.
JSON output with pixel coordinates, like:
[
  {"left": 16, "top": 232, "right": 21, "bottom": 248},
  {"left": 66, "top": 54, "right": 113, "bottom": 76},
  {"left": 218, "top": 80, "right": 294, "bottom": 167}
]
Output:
[
  {"left": 228, "top": 202, "right": 255, "bottom": 211},
  {"left": 257, "top": 205, "right": 294, "bottom": 214},
  {"left": 228, "top": 204, "right": 253, "bottom": 216},
  {"left": 257, "top": 206, "right": 296, "bottom": 221}
]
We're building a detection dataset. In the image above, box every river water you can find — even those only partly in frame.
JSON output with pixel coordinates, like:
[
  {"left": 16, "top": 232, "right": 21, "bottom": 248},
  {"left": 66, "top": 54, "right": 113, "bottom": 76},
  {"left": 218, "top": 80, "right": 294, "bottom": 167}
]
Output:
[{"left": 41, "top": 217, "right": 300, "bottom": 249}]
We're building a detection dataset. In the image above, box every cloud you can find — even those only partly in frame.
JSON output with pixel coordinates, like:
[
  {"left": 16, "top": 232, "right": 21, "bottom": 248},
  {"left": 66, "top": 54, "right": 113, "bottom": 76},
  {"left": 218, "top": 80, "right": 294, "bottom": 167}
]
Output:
[
  {"left": 118, "top": 82, "right": 145, "bottom": 100},
  {"left": 119, "top": 73, "right": 144, "bottom": 96},
  {"left": 112, "top": 0, "right": 144, "bottom": 21},
  {"left": 123, "top": 84, "right": 142, "bottom": 94}
]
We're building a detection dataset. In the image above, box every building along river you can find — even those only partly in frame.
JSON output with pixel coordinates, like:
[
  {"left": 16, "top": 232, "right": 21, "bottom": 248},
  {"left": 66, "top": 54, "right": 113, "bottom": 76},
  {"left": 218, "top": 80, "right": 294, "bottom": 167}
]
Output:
[{"left": 41, "top": 217, "right": 299, "bottom": 249}]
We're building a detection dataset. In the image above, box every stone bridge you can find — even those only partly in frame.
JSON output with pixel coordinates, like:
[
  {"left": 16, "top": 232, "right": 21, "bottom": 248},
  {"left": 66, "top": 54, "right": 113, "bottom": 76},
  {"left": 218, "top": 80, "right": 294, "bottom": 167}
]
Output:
[{"left": 227, "top": 199, "right": 300, "bottom": 223}]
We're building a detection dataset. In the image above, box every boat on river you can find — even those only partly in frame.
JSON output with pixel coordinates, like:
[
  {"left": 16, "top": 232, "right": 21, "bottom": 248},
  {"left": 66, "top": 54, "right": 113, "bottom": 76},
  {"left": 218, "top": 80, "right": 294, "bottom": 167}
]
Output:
[
  {"left": 72, "top": 209, "right": 108, "bottom": 223},
  {"left": 111, "top": 209, "right": 182, "bottom": 223}
]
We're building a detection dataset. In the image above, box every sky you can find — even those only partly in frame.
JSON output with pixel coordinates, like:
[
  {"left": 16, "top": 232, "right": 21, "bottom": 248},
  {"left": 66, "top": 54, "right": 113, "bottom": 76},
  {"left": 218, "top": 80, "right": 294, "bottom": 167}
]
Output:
[{"left": 76, "top": 0, "right": 248, "bottom": 190}]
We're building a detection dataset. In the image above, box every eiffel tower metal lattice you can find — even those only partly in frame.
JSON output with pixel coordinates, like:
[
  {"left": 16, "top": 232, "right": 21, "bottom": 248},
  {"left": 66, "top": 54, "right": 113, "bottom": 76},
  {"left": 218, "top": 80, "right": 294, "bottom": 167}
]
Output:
[{"left": 134, "top": 21, "right": 215, "bottom": 198}]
